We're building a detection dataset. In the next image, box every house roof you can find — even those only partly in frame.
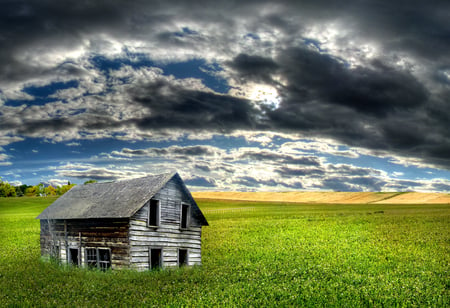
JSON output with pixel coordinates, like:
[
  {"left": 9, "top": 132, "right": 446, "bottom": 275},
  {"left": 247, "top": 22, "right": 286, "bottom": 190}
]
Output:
[{"left": 36, "top": 172, "right": 207, "bottom": 225}]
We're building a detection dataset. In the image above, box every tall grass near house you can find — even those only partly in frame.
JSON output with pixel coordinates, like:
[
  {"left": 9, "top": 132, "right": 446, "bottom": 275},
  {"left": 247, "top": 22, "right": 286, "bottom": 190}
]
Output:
[{"left": 0, "top": 197, "right": 449, "bottom": 306}]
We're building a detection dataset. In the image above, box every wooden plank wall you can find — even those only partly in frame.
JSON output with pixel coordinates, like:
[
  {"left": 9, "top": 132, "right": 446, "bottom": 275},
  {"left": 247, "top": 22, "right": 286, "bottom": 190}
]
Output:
[
  {"left": 129, "top": 177, "right": 203, "bottom": 270},
  {"left": 40, "top": 218, "right": 130, "bottom": 269}
]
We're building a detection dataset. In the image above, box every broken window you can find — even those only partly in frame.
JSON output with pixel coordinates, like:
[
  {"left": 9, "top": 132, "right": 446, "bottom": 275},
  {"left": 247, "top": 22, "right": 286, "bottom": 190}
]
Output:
[
  {"left": 85, "top": 248, "right": 111, "bottom": 270},
  {"left": 149, "top": 248, "right": 162, "bottom": 269},
  {"left": 178, "top": 249, "right": 188, "bottom": 267},
  {"left": 148, "top": 199, "right": 160, "bottom": 227},
  {"left": 98, "top": 249, "right": 111, "bottom": 270},
  {"left": 181, "top": 203, "right": 190, "bottom": 229},
  {"left": 86, "top": 248, "right": 97, "bottom": 268}
]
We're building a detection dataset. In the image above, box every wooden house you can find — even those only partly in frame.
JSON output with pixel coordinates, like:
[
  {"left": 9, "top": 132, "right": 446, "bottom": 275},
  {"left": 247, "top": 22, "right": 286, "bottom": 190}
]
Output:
[{"left": 36, "top": 172, "right": 208, "bottom": 270}]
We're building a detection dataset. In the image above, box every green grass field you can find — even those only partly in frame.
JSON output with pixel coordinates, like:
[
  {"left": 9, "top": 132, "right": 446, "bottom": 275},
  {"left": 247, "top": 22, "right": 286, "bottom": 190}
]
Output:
[{"left": 0, "top": 197, "right": 449, "bottom": 307}]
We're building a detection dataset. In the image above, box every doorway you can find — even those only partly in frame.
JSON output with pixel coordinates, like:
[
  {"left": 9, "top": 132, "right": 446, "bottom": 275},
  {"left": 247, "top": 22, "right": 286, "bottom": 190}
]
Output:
[
  {"left": 69, "top": 248, "right": 79, "bottom": 266},
  {"left": 149, "top": 248, "right": 162, "bottom": 269}
]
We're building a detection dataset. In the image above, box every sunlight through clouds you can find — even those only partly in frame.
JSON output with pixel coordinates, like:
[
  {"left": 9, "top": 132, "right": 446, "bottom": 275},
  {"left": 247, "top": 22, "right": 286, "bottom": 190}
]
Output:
[{"left": 0, "top": 0, "right": 448, "bottom": 191}]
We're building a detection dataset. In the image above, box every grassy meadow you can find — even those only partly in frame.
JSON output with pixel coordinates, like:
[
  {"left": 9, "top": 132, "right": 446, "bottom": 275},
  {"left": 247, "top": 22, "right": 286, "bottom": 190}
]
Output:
[{"left": 0, "top": 197, "right": 449, "bottom": 306}]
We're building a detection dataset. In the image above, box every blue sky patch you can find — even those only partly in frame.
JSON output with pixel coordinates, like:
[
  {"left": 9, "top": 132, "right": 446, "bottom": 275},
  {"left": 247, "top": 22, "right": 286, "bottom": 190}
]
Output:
[{"left": 0, "top": 2, "right": 449, "bottom": 192}]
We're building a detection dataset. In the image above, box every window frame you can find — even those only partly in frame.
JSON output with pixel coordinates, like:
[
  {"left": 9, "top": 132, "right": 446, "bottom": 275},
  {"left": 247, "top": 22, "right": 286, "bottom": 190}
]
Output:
[
  {"left": 148, "top": 199, "right": 161, "bottom": 228},
  {"left": 178, "top": 248, "right": 189, "bottom": 267},
  {"left": 68, "top": 247, "right": 80, "bottom": 266},
  {"left": 97, "top": 248, "right": 111, "bottom": 270},
  {"left": 85, "top": 247, "right": 111, "bottom": 270},
  {"left": 149, "top": 247, "right": 163, "bottom": 270},
  {"left": 85, "top": 247, "right": 98, "bottom": 268},
  {"left": 180, "top": 203, "right": 190, "bottom": 230}
]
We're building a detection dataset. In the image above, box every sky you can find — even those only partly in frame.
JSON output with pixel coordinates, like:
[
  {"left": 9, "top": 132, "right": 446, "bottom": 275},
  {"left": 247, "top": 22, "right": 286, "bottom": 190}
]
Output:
[{"left": 0, "top": 0, "right": 449, "bottom": 192}]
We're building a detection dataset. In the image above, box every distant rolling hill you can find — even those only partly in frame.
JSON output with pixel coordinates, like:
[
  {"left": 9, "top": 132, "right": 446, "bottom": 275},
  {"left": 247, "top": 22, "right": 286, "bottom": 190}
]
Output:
[{"left": 192, "top": 191, "right": 450, "bottom": 204}]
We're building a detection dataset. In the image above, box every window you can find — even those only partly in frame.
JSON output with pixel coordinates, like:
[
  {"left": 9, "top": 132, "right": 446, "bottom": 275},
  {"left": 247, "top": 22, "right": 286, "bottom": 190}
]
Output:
[
  {"left": 69, "top": 248, "right": 79, "bottom": 266},
  {"left": 98, "top": 249, "right": 111, "bottom": 270},
  {"left": 148, "top": 199, "right": 160, "bottom": 227},
  {"left": 86, "top": 248, "right": 97, "bottom": 268},
  {"left": 85, "top": 248, "right": 111, "bottom": 270},
  {"left": 178, "top": 249, "right": 188, "bottom": 267},
  {"left": 180, "top": 203, "right": 190, "bottom": 229},
  {"left": 149, "top": 248, "right": 162, "bottom": 269}
]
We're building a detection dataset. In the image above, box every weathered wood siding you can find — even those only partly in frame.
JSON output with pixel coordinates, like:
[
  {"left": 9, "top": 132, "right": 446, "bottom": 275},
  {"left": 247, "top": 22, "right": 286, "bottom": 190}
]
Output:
[
  {"left": 129, "top": 177, "right": 203, "bottom": 270},
  {"left": 40, "top": 218, "right": 130, "bottom": 269}
]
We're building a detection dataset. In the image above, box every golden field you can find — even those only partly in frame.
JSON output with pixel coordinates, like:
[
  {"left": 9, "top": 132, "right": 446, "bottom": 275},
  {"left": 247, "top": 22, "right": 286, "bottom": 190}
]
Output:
[{"left": 192, "top": 191, "right": 450, "bottom": 204}]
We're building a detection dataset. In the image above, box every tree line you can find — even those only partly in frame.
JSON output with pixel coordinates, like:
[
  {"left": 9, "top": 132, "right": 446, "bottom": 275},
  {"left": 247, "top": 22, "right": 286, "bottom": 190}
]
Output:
[{"left": 0, "top": 179, "right": 97, "bottom": 197}]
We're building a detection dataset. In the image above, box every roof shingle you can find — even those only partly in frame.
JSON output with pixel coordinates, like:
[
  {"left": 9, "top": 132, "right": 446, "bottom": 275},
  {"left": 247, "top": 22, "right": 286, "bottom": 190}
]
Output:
[{"left": 37, "top": 172, "right": 178, "bottom": 219}]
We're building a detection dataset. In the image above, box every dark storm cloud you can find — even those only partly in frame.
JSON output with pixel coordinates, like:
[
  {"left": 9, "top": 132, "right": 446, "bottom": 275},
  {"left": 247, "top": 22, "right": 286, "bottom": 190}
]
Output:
[
  {"left": 327, "top": 165, "right": 381, "bottom": 177},
  {"left": 15, "top": 118, "right": 74, "bottom": 135},
  {"left": 274, "top": 164, "right": 382, "bottom": 186},
  {"left": 58, "top": 168, "right": 125, "bottom": 181},
  {"left": 432, "top": 182, "right": 450, "bottom": 192},
  {"left": 229, "top": 47, "right": 428, "bottom": 126},
  {"left": 231, "top": 47, "right": 449, "bottom": 169},
  {"left": 184, "top": 176, "right": 217, "bottom": 188},
  {"left": 119, "top": 148, "right": 168, "bottom": 157},
  {"left": 3, "top": 105, "right": 124, "bottom": 138},
  {"left": 1, "top": 0, "right": 449, "bottom": 174},
  {"left": 0, "top": 0, "right": 126, "bottom": 81},
  {"left": 349, "top": 0, "right": 450, "bottom": 60},
  {"left": 1, "top": 0, "right": 448, "bottom": 79},
  {"left": 228, "top": 49, "right": 447, "bottom": 169},
  {"left": 130, "top": 80, "right": 259, "bottom": 132},
  {"left": 394, "top": 180, "right": 424, "bottom": 188},
  {"left": 275, "top": 166, "right": 325, "bottom": 177},
  {"left": 239, "top": 150, "right": 321, "bottom": 166},
  {"left": 320, "top": 176, "right": 387, "bottom": 192},
  {"left": 233, "top": 176, "right": 279, "bottom": 188},
  {"left": 194, "top": 164, "right": 211, "bottom": 172},
  {"left": 171, "top": 146, "right": 216, "bottom": 156},
  {"left": 267, "top": 47, "right": 428, "bottom": 117},
  {"left": 121, "top": 149, "right": 151, "bottom": 156},
  {"left": 226, "top": 54, "right": 279, "bottom": 84},
  {"left": 380, "top": 120, "right": 427, "bottom": 150},
  {"left": 117, "top": 145, "right": 221, "bottom": 159},
  {"left": 0, "top": 77, "right": 259, "bottom": 140}
]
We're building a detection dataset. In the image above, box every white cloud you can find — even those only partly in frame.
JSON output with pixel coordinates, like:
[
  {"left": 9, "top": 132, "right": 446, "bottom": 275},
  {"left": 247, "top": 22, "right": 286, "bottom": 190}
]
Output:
[
  {"left": 9, "top": 180, "right": 23, "bottom": 186},
  {"left": 392, "top": 171, "right": 404, "bottom": 177},
  {"left": 0, "top": 152, "right": 12, "bottom": 166},
  {"left": 66, "top": 142, "right": 81, "bottom": 147},
  {"left": 0, "top": 153, "right": 9, "bottom": 161},
  {"left": 47, "top": 179, "right": 71, "bottom": 187},
  {"left": 280, "top": 139, "right": 360, "bottom": 158},
  {"left": 0, "top": 1, "right": 448, "bottom": 191}
]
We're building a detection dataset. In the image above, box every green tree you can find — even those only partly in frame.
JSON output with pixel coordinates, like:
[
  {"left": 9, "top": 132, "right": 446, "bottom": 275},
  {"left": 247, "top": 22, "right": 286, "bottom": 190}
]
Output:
[
  {"left": 0, "top": 179, "right": 16, "bottom": 197},
  {"left": 15, "top": 184, "right": 31, "bottom": 197},
  {"left": 25, "top": 186, "right": 37, "bottom": 196},
  {"left": 57, "top": 183, "right": 76, "bottom": 195},
  {"left": 35, "top": 183, "right": 45, "bottom": 196},
  {"left": 84, "top": 179, "right": 98, "bottom": 185},
  {"left": 44, "top": 185, "right": 57, "bottom": 196}
]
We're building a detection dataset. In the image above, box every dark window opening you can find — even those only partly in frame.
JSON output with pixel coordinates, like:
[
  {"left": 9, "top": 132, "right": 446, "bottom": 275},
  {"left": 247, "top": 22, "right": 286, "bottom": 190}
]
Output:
[
  {"left": 148, "top": 199, "right": 160, "bottom": 227},
  {"left": 181, "top": 203, "right": 189, "bottom": 229},
  {"left": 69, "top": 248, "right": 79, "bottom": 266},
  {"left": 150, "top": 248, "right": 162, "bottom": 269},
  {"left": 98, "top": 249, "right": 111, "bottom": 270},
  {"left": 179, "top": 249, "right": 188, "bottom": 267},
  {"left": 86, "top": 248, "right": 97, "bottom": 268}
]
